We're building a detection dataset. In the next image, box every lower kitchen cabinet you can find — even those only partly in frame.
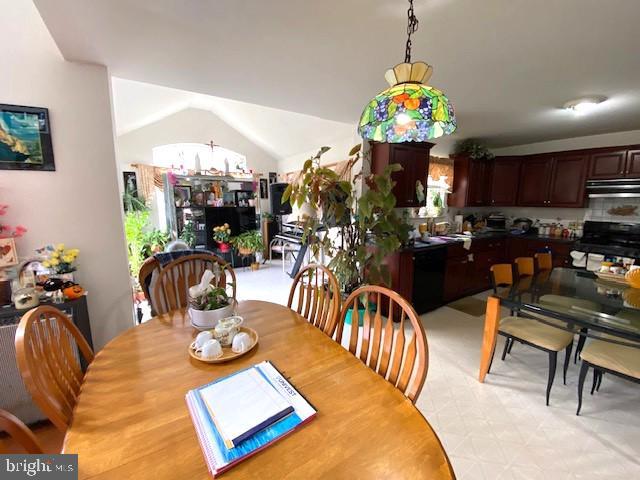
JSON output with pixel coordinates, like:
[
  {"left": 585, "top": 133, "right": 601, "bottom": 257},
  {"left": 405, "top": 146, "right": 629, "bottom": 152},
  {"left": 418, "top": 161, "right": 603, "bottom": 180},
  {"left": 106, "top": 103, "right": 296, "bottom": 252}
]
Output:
[{"left": 507, "top": 237, "right": 574, "bottom": 268}]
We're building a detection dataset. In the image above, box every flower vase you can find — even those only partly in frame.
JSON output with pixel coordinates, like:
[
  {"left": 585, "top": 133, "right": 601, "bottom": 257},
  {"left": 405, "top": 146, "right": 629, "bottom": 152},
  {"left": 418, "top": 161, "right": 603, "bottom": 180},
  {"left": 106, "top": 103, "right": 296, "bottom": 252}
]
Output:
[{"left": 218, "top": 242, "right": 231, "bottom": 253}]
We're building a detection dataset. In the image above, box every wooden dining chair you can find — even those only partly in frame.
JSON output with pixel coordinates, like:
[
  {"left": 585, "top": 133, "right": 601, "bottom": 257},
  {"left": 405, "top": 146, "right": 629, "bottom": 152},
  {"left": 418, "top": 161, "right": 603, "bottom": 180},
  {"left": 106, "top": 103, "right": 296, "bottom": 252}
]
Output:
[
  {"left": 15, "top": 306, "right": 95, "bottom": 432},
  {"left": 514, "top": 257, "right": 535, "bottom": 277},
  {"left": 0, "top": 409, "right": 43, "bottom": 454},
  {"left": 287, "top": 264, "right": 341, "bottom": 337},
  {"left": 152, "top": 253, "right": 237, "bottom": 315},
  {"left": 535, "top": 252, "right": 553, "bottom": 271},
  {"left": 335, "top": 285, "right": 428, "bottom": 403},
  {"left": 139, "top": 255, "right": 161, "bottom": 314},
  {"left": 488, "top": 264, "right": 574, "bottom": 405}
]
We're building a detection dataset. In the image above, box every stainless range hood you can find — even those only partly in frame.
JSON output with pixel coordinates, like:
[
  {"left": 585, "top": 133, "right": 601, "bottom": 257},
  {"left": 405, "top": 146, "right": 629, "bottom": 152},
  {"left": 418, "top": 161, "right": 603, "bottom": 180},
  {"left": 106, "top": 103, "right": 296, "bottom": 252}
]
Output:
[{"left": 586, "top": 178, "right": 640, "bottom": 198}]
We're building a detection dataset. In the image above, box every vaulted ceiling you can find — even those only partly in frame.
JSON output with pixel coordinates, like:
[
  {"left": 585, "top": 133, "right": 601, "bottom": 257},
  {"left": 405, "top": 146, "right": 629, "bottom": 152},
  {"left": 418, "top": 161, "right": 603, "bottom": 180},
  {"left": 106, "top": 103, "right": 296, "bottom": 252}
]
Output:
[{"left": 35, "top": 0, "right": 640, "bottom": 153}]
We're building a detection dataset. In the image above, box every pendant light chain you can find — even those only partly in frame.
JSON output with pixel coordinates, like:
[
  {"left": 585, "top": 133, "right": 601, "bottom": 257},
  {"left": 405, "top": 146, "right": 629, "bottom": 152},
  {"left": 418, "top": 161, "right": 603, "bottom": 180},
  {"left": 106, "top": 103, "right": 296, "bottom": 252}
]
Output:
[{"left": 404, "top": 0, "right": 419, "bottom": 63}]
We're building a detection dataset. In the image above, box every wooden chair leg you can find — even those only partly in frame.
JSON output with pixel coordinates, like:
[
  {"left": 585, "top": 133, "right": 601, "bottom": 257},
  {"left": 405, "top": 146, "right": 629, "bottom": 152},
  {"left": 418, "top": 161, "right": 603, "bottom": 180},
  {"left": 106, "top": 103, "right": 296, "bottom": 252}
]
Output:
[
  {"left": 577, "top": 361, "right": 589, "bottom": 415},
  {"left": 563, "top": 342, "right": 573, "bottom": 385},
  {"left": 546, "top": 351, "right": 557, "bottom": 406}
]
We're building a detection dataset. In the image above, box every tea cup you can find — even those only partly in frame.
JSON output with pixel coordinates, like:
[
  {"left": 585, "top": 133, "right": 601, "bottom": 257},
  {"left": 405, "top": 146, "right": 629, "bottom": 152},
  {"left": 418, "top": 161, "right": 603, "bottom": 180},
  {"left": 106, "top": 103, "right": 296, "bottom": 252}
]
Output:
[
  {"left": 214, "top": 316, "right": 243, "bottom": 346},
  {"left": 191, "top": 330, "right": 213, "bottom": 351},
  {"left": 231, "top": 332, "right": 252, "bottom": 353},
  {"left": 200, "top": 339, "right": 223, "bottom": 360}
]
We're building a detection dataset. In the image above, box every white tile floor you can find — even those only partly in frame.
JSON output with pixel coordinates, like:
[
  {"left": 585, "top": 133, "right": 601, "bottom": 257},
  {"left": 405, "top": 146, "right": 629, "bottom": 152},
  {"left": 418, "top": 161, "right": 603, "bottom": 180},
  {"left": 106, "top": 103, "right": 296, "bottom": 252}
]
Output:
[{"left": 237, "top": 264, "right": 640, "bottom": 479}]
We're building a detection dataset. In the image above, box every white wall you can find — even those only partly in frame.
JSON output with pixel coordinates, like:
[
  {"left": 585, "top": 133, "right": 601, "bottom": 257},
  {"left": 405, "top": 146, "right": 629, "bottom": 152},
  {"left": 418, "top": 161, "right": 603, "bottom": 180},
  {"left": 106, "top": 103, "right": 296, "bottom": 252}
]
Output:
[
  {"left": 493, "top": 129, "right": 640, "bottom": 155},
  {"left": 277, "top": 132, "right": 361, "bottom": 175},
  {"left": 116, "top": 108, "right": 279, "bottom": 213},
  {"left": 0, "top": 0, "right": 132, "bottom": 349}
]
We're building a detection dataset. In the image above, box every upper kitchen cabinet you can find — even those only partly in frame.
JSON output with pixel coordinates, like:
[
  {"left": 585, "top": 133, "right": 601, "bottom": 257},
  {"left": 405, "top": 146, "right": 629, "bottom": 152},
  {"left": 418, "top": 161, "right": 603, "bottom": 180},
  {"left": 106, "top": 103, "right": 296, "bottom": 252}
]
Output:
[
  {"left": 517, "top": 155, "right": 553, "bottom": 206},
  {"left": 588, "top": 149, "right": 628, "bottom": 179},
  {"left": 449, "top": 155, "right": 491, "bottom": 207},
  {"left": 370, "top": 142, "right": 433, "bottom": 208},
  {"left": 488, "top": 156, "right": 521, "bottom": 206},
  {"left": 548, "top": 153, "right": 588, "bottom": 207},
  {"left": 624, "top": 149, "right": 640, "bottom": 177},
  {"left": 518, "top": 153, "right": 587, "bottom": 207}
]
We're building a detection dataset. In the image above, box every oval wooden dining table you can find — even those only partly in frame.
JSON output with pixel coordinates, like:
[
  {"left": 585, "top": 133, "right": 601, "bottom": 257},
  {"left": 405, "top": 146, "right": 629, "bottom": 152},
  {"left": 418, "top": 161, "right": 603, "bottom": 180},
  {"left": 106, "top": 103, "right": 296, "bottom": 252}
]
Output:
[{"left": 63, "top": 300, "right": 455, "bottom": 479}]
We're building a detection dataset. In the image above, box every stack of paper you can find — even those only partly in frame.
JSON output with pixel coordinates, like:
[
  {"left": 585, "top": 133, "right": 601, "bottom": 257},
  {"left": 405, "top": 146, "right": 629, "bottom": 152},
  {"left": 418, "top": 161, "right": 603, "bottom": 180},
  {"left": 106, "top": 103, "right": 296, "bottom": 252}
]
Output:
[{"left": 186, "top": 361, "right": 316, "bottom": 477}]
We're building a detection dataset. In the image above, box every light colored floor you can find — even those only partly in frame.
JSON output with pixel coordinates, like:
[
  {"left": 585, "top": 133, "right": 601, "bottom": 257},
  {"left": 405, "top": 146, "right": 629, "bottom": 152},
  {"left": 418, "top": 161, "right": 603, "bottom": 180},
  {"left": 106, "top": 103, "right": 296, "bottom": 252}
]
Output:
[{"left": 237, "top": 263, "right": 640, "bottom": 479}]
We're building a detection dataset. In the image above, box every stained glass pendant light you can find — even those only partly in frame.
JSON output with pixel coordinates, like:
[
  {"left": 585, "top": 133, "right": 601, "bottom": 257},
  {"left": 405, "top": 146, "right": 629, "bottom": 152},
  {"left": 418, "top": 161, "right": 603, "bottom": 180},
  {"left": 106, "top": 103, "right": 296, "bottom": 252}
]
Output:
[{"left": 358, "top": 0, "right": 456, "bottom": 143}]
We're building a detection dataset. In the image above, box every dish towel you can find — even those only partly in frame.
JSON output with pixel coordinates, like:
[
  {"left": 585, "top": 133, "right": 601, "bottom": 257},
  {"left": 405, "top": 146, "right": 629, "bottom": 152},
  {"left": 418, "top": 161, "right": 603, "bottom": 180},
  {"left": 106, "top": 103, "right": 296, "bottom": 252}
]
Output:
[
  {"left": 586, "top": 253, "right": 605, "bottom": 271},
  {"left": 570, "top": 250, "right": 587, "bottom": 268}
]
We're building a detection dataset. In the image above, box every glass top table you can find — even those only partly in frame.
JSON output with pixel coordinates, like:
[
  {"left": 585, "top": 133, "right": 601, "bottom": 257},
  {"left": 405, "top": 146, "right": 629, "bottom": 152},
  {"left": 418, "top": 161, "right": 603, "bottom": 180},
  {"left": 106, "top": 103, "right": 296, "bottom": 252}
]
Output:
[{"left": 479, "top": 268, "right": 640, "bottom": 382}]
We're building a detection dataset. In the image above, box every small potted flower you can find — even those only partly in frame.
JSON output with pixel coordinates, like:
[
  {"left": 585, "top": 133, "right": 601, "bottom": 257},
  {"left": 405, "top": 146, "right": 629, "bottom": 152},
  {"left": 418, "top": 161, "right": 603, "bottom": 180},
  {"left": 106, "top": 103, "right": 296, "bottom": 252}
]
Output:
[
  {"left": 41, "top": 244, "right": 79, "bottom": 282},
  {"left": 212, "top": 223, "right": 231, "bottom": 252}
]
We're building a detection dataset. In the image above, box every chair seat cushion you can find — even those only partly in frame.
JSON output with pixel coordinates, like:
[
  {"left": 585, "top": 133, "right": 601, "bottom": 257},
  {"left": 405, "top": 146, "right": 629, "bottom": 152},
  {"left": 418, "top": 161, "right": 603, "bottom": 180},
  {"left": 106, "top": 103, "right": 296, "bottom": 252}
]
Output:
[
  {"left": 580, "top": 339, "right": 640, "bottom": 379},
  {"left": 499, "top": 316, "right": 574, "bottom": 351}
]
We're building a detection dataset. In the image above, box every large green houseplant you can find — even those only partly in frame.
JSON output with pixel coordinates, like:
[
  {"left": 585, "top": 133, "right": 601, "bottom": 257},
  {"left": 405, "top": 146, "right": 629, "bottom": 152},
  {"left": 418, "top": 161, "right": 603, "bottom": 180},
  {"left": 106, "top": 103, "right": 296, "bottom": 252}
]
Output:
[{"left": 283, "top": 144, "right": 410, "bottom": 294}]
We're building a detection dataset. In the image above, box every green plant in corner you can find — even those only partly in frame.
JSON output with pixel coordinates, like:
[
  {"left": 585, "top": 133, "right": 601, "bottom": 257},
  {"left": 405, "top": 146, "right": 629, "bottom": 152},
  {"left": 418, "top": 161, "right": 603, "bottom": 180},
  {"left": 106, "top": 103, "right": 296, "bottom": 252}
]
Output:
[{"left": 283, "top": 144, "right": 411, "bottom": 294}]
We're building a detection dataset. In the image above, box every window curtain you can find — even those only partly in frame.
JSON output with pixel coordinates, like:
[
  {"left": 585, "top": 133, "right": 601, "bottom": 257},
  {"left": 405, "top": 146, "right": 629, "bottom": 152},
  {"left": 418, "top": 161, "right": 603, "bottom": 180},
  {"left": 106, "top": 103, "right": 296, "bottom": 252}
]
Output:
[{"left": 133, "top": 164, "right": 167, "bottom": 204}]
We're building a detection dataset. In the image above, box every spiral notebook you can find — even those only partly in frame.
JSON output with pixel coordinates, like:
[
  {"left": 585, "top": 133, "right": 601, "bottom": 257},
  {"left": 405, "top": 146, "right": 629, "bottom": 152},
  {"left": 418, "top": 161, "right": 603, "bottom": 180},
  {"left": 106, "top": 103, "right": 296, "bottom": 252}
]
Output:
[{"left": 186, "top": 361, "right": 316, "bottom": 477}]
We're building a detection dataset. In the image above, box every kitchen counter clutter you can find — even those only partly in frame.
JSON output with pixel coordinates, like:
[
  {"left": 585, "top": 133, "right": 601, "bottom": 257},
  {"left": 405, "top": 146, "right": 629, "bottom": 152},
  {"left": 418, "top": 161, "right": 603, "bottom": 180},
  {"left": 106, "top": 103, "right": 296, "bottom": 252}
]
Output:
[{"left": 390, "top": 232, "right": 576, "bottom": 313}]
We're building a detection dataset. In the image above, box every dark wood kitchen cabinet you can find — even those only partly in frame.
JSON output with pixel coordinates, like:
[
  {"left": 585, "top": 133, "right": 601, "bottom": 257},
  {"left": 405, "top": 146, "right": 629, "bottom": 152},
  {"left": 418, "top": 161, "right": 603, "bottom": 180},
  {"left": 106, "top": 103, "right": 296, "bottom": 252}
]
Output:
[
  {"left": 517, "top": 155, "right": 553, "bottom": 206},
  {"left": 588, "top": 149, "right": 628, "bottom": 179},
  {"left": 627, "top": 150, "right": 640, "bottom": 177},
  {"left": 488, "top": 156, "right": 521, "bottom": 206},
  {"left": 443, "top": 254, "right": 471, "bottom": 302},
  {"left": 517, "top": 153, "right": 587, "bottom": 207},
  {"left": 548, "top": 153, "right": 588, "bottom": 207},
  {"left": 449, "top": 155, "right": 491, "bottom": 207},
  {"left": 371, "top": 142, "right": 433, "bottom": 208}
]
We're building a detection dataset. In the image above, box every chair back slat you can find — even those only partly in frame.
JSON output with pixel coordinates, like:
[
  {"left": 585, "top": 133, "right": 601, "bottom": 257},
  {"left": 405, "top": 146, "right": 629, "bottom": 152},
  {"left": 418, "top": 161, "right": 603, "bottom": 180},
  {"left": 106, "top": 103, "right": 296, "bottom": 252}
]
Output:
[
  {"left": 514, "top": 257, "right": 535, "bottom": 277},
  {"left": 336, "top": 286, "right": 428, "bottom": 403},
  {"left": 535, "top": 252, "right": 553, "bottom": 271},
  {"left": 15, "top": 306, "right": 94, "bottom": 432},
  {"left": 288, "top": 264, "right": 340, "bottom": 337},
  {"left": 490, "top": 264, "right": 514, "bottom": 292},
  {"left": 0, "top": 409, "right": 43, "bottom": 454},
  {"left": 152, "top": 254, "right": 236, "bottom": 315}
]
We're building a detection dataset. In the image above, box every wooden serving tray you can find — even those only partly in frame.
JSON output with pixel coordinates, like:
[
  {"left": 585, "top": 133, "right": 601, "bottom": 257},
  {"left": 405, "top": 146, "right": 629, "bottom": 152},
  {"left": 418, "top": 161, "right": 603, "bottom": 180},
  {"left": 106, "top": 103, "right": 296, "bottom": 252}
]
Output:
[
  {"left": 188, "top": 326, "right": 259, "bottom": 364},
  {"left": 594, "top": 271, "right": 629, "bottom": 286}
]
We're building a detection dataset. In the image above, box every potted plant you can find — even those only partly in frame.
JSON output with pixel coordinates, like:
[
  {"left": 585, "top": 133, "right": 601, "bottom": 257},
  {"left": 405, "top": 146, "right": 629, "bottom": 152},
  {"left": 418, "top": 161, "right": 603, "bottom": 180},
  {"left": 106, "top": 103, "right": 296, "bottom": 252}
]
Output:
[
  {"left": 188, "top": 284, "right": 234, "bottom": 329},
  {"left": 213, "top": 223, "right": 232, "bottom": 252},
  {"left": 231, "top": 230, "right": 264, "bottom": 270},
  {"left": 283, "top": 144, "right": 411, "bottom": 295}
]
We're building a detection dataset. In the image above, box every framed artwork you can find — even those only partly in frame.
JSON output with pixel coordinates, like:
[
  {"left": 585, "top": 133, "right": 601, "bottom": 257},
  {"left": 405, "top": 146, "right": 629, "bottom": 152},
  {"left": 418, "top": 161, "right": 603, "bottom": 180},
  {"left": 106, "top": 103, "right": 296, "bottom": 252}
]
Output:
[
  {"left": 269, "top": 172, "right": 277, "bottom": 185},
  {"left": 260, "top": 178, "right": 269, "bottom": 199},
  {"left": 0, "top": 104, "right": 55, "bottom": 171},
  {"left": 123, "top": 171, "right": 138, "bottom": 196},
  {"left": 174, "top": 185, "right": 191, "bottom": 207},
  {"left": 0, "top": 238, "right": 18, "bottom": 268}
]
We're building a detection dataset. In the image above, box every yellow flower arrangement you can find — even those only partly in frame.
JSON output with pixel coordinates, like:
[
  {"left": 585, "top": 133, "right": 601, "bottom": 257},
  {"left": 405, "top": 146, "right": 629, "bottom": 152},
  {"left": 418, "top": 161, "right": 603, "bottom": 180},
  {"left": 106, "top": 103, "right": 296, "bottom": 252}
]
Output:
[
  {"left": 42, "top": 244, "right": 80, "bottom": 274},
  {"left": 212, "top": 223, "right": 231, "bottom": 243}
]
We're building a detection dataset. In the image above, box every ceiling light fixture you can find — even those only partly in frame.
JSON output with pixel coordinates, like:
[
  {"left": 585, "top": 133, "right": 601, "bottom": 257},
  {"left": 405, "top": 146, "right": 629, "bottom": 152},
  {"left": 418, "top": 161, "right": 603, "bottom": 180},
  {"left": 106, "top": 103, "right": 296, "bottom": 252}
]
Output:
[
  {"left": 563, "top": 96, "right": 607, "bottom": 115},
  {"left": 358, "top": 0, "right": 456, "bottom": 143}
]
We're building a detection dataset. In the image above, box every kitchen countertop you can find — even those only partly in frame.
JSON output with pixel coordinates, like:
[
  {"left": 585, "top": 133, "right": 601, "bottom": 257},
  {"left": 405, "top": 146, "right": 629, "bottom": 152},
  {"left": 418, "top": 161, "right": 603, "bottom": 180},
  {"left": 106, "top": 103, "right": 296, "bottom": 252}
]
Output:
[{"left": 406, "top": 231, "right": 577, "bottom": 251}]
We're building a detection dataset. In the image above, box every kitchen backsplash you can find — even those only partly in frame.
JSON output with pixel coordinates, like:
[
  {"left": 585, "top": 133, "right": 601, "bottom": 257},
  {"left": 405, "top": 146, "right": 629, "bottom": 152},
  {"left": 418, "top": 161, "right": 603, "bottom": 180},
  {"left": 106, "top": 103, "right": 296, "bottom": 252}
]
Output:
[{"left": 585, "top": 197, "right": 640, "bottom": 223}]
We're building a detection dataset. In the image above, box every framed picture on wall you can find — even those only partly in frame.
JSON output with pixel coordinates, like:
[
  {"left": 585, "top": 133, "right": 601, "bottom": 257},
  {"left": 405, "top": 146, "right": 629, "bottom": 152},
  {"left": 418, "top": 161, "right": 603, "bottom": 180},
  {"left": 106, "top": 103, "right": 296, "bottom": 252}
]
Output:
[
  {"left": 0, "top": 238, "right": 18, "bottom": 268},
  {"left": 174, "top": 185, "right": 191, "bottom": 207},
  {"left": 260, "top": 178, "right": 269, "bottom": 199},
  {"left": 0, "top": 104, "right": 55, "bottom": 171},
  {"left": 268, "top": 172, "right": 277, "bottom": 185}
]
